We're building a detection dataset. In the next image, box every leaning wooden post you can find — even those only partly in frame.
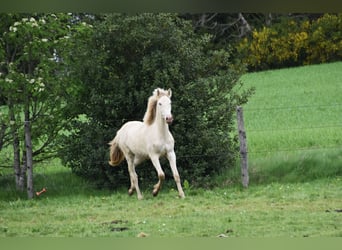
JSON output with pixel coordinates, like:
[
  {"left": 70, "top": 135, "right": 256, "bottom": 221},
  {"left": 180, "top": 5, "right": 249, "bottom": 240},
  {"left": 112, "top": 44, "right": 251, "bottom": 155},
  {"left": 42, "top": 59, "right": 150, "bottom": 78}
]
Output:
[{"left": 236, "top": 106, "right": 249, "bottom": 188}]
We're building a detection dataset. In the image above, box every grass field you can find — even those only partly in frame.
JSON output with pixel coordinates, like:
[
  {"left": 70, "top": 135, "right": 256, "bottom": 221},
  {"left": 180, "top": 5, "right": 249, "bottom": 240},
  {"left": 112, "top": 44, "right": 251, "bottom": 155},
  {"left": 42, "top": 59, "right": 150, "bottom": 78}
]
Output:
[
  {"left": 238, "top": 61, "right": 342, "bottom": 184},
  {"left": 0, "top": 62, "right": 341, "bottom": 237},
  {"left": 0, "top": 170, "right": 341, "bottom": 237}
]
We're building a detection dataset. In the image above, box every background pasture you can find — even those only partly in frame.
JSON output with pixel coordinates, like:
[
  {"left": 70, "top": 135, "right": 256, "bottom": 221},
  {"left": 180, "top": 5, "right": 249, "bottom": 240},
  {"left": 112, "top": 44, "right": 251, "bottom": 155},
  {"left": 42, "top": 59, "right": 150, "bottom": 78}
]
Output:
[
  {"left": 0, "top": 62, "right": 341, "bottom": 237},
  {"left": 238, "top": 61, "right": 342, "bottom": 184}
]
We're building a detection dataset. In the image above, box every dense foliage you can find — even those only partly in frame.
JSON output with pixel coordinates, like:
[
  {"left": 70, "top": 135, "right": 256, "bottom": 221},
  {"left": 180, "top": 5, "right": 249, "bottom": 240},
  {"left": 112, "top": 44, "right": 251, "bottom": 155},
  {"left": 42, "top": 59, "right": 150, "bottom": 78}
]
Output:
[
  {"left": 0, "top": 14, "right": 92, "bottom": 195},
  {"left": 237, "top": 13, "right": 342, "bottom": 71},
  {"left": 58, "top": 13, "right": 253, "bottom": 188}
]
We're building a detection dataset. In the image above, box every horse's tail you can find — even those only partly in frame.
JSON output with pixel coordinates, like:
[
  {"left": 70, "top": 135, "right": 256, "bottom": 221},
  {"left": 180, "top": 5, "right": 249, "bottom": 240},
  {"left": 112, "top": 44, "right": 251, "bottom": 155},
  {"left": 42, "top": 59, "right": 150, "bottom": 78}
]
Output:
[{"left": 108, "top": 138, "right": 125, "bottom": 166}]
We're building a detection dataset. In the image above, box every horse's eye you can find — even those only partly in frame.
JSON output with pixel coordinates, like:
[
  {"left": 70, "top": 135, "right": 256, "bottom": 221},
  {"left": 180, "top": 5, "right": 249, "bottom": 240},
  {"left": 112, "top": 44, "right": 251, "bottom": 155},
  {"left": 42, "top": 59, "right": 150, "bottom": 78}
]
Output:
[{"left": 158, "top": 102, "right": 162, "bottom": 106}]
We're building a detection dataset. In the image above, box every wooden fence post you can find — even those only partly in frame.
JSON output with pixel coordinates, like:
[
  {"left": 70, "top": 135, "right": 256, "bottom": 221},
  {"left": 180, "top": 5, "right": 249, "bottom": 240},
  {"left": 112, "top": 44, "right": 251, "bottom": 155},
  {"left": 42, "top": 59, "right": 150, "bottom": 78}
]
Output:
[{"left": 236, "top": 106, "right": 249, "bottom": 188}]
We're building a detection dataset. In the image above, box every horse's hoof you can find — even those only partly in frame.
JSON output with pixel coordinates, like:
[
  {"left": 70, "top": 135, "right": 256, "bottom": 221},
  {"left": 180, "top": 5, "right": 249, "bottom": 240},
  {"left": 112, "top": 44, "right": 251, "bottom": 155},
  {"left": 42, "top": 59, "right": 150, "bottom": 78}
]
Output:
[
  {"left": 128, "top": 189, "right": 134, "bottom": 196},
  {"left": 152, "top": 189, "right": 159, "bottom": 197}
]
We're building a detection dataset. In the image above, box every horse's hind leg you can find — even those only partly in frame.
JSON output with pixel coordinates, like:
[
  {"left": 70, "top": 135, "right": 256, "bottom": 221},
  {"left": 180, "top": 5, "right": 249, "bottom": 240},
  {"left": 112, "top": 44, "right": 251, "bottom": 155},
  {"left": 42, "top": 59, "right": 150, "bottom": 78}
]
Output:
[
  {"left": 150, "top": 155, "right": 165, "bottom": 197},
  {"left": 128, "top": 178, "right": 135, "bottom": 196},
  {"left": 127, "top": 157, "right": 143, "bottom": 200}
]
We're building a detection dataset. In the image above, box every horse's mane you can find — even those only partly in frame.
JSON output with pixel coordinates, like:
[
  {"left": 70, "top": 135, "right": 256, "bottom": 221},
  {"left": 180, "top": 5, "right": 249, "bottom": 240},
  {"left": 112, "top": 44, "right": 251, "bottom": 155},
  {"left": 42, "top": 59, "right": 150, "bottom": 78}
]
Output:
[{"left": 143, "top": 88, "right": 171, "bottom": 125}]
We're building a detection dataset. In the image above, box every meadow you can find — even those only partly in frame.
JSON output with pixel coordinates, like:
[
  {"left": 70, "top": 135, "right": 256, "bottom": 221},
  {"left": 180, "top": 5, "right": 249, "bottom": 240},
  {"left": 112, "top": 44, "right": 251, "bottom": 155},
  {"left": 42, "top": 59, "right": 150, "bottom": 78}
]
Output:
[
  {"left": 238, "top": 61, "right": 342, "bottom": 184},
  {"left": 0, "top": 62, "right": 341, "bottom": 237}
]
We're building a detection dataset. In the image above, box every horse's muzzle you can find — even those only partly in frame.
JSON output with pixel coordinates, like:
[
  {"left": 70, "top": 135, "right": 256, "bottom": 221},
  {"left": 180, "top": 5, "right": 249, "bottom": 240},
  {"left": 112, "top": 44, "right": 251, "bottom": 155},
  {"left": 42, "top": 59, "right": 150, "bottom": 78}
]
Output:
[{"left": 166, "top": 116, "right": 173, "bottom": 125}]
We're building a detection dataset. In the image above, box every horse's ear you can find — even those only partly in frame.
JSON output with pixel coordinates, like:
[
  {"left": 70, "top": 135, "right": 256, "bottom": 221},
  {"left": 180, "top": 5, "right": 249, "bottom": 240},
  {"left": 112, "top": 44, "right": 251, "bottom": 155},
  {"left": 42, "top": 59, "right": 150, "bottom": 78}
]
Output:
[
  {"left": 168, "top": 88, "right": 172, "bottom": 98},
  {"left": 156, "top": 88, "right": 160, "bottom": 96}
]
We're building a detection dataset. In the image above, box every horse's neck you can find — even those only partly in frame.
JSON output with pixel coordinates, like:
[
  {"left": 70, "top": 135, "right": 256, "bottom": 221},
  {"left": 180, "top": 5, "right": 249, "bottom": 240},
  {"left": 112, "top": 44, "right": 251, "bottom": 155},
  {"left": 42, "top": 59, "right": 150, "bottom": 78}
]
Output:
[{"left": 153, "top": 114, "right": 170, "bottom": 138}]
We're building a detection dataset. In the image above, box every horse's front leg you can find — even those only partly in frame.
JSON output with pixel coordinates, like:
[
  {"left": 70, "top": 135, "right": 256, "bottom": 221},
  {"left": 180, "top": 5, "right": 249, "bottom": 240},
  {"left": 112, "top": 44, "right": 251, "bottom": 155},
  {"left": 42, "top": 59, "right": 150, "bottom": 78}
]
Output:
[
  {"left": 150, "top": 155, "right": 165, "bottom": 196},
  {"left": 167, "top": 150, "right": 185, "bottom": 198}
]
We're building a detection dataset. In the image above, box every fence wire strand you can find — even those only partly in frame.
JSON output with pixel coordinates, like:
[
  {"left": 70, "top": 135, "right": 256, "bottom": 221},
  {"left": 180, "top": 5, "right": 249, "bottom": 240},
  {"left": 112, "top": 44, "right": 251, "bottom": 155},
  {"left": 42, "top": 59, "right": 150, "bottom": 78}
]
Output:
[{"left": 243, "top": 103, "right": 342, "bottom": 111}]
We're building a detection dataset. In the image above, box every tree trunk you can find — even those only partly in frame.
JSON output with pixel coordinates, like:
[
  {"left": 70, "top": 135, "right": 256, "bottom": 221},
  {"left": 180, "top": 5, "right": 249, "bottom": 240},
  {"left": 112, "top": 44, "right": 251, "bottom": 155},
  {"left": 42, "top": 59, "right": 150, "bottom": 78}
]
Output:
[
  {"left": 8, "top": 101, "right": 21, "bottom": 189},
  {"left": 24, "top": 107, "right": 34, "bottom": 199},
  {"left": 18, "top": 150, "right": 27, "bottom": 191},
  {"left": 13, "top": 129, "right": 21, "bottom": 189},
  {"left": 236, "top": 106, "right": 249, "bottom": 188},
  {"left": 24, "top": 58, "right": 35, "bottom": 199},
  {"left": 0, "top": 123, "right": 7, "bottom": 151}
]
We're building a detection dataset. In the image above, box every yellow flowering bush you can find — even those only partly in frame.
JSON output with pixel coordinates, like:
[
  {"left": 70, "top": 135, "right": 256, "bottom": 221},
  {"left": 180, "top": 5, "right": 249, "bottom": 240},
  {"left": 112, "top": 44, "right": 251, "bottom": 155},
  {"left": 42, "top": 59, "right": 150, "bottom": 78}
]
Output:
[{"left": 237, "top": 14, "right": 342, "bottom": 71}]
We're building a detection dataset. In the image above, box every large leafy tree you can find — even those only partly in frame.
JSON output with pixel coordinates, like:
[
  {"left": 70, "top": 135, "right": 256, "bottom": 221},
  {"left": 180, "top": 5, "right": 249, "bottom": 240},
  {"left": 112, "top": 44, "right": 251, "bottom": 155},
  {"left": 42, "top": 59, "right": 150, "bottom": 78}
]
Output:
[
  {"left": 0, "top": 13, "right": 92, "bottom": 198},
  {"left": 59, "top": 13, "right": 253, "bottom": 189}
]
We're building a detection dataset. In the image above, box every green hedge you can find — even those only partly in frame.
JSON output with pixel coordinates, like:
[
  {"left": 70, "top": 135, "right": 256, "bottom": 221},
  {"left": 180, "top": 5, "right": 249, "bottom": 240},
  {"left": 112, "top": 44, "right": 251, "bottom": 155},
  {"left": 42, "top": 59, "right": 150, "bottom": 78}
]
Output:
[
  {"left": 58, "top": 14, "right": 253, "bottom": 189},
  {"left": 237, "top": 14, "right": 342, "bottom": 71}
]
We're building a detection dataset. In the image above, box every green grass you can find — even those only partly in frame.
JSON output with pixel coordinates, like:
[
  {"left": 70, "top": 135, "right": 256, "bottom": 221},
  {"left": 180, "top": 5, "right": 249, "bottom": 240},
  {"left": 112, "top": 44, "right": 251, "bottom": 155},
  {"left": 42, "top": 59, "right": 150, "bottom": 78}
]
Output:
[
  {"left": 239, "top": 62, "right": 342, "bottom": 183},
  {"left": 1, "top": 62, "right": 342, "bottom": 238},
  {"left": 0, "top": 165, "right": 341, "bottom": 237}
]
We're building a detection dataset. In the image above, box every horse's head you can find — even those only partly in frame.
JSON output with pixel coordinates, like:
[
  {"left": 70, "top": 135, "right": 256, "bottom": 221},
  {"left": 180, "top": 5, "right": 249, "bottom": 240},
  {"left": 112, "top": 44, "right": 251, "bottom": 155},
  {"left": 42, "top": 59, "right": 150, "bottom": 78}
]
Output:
[
  {"left": 144, "top": 88, "right": 174, "bottom": 125},
  {"left": 157, "top": 94, "right": 173, "bottom": 125}
]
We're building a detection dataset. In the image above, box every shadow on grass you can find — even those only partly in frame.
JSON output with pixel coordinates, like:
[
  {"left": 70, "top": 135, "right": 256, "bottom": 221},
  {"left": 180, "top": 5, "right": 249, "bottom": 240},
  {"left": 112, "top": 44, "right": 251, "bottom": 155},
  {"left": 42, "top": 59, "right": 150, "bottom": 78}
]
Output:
[
  {"left": 0, "top": 170, "right": 119, "bottom": 202},
  {"left": 0, "top": 168, "right": 175, "bottom": 202}
]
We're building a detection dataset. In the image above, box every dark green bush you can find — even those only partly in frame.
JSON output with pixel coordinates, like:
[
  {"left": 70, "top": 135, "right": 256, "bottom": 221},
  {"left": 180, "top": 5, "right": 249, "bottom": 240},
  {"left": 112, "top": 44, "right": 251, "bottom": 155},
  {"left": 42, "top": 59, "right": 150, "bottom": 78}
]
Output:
[{"left": 59, "top": 13, "right": 253, "bottom": 189}]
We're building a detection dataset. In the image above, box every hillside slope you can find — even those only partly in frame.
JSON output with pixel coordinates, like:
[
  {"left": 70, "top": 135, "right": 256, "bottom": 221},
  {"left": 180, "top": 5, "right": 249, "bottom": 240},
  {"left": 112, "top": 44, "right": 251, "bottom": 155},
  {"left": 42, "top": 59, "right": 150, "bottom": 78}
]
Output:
[{"left": 239, "top": 62, "right": 342, "bottom": 183}]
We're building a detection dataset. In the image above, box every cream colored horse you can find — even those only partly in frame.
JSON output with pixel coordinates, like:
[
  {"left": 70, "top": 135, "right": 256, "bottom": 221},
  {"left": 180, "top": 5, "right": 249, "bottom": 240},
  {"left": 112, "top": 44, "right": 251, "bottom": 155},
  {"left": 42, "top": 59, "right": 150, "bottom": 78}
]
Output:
[{"left": 109, "top": 88, "right": 185, "bottom": 200}]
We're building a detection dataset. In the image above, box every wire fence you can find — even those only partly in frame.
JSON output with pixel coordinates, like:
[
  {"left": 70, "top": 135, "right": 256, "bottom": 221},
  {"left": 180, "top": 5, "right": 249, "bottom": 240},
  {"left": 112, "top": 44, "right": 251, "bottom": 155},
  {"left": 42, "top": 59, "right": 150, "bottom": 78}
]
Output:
[
  {"left": 243, "top": 103, "right": 342, "bottom": 111},
  {"left": 242, "top": 104, "right": 342, "bottom": 134},
  {"left": 1, "top": 104, "right": 342, "bottom": 170}
]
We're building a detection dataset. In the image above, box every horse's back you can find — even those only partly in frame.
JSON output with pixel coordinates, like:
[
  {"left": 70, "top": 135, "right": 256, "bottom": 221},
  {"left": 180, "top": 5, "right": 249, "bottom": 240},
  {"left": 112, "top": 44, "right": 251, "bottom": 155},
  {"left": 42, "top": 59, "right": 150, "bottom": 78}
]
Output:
[
  {"left": 116, "top": 121, "right": 148, "bottom": 156},
  {"left": 117, "top": 121, "right": 144, "bottom": 141},
  {"left": 118, "top": 121, "right": 143, "bottom": 132}
]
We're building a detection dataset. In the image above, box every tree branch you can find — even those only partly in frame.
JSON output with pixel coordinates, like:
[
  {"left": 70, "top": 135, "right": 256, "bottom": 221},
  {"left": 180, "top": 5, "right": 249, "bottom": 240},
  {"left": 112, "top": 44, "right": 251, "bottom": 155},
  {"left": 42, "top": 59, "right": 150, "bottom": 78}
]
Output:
[{"left": 237, "top": 13, "right": 252, "bottom": 38}]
